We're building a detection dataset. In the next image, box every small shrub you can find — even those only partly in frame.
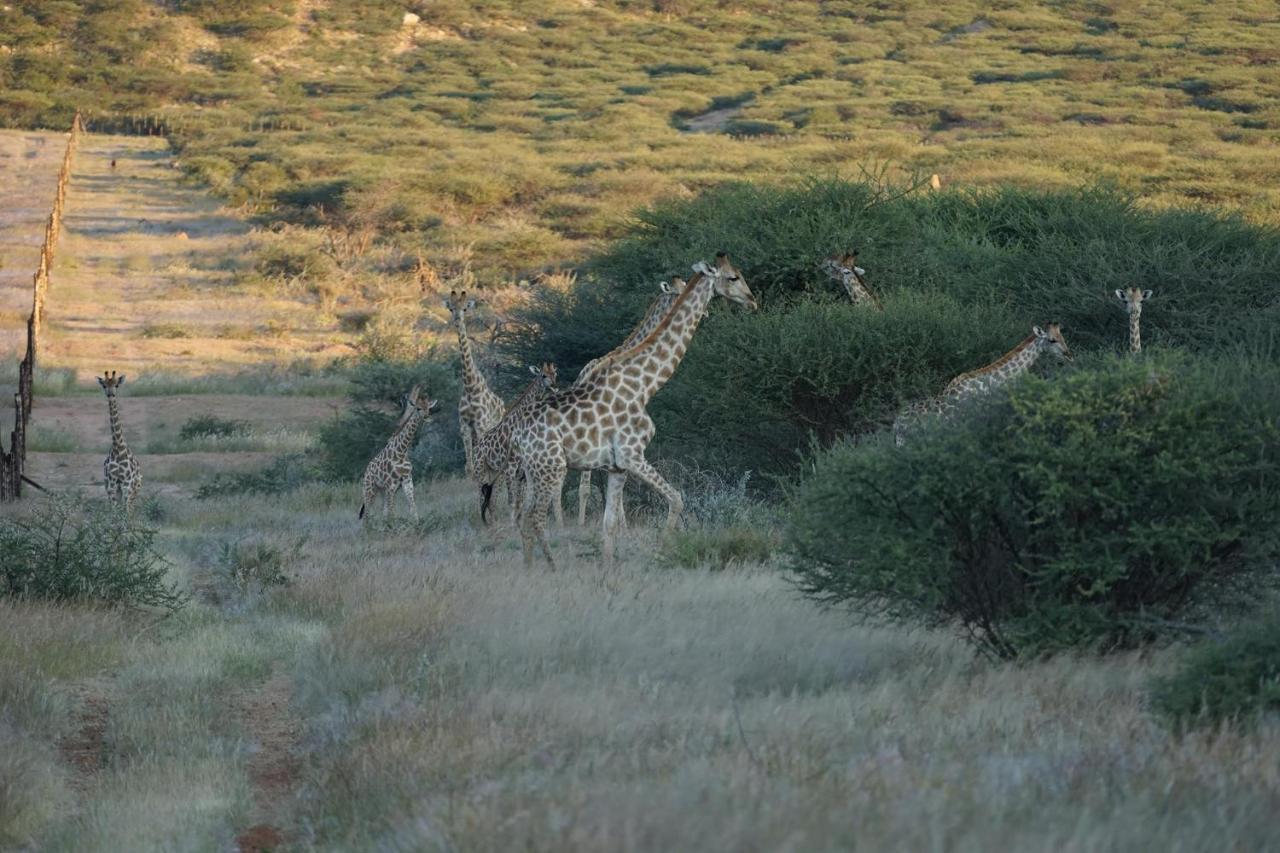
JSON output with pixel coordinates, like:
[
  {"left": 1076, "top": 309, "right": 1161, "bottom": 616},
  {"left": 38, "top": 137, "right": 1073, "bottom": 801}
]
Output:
[
  {"left": 178, "top": 414, "right": 250, "bottom": 441},
  {"left": 217, "top": 538, "right": 302, "bottom": 591},
  {"left": 1151, "top": 615, "right": 1280, "bottom": 731},
  {"left": 787, "top": 353, "right": 1280, "bottom": 658},
  {"left": 196, "top": 453, "right": 318, "bottom": 499},
  {"left": 659, "top": 526, "right": 776, "bottom": 570},
  {"left": 0, "top": 497, "right": 185, "bottom": 612}
]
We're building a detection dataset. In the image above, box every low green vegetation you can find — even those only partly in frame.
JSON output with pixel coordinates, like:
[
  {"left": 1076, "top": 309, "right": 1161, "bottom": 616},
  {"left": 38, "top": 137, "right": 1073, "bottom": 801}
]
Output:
[
  {"left": 0, "top": 497, "right": 186, "bottom": 612},
  {"left": 1151, "top": 613, "right": 1280, "bottom": 730},
  {"left": 787, "top": 354, "right": 1280, "bottom": 658}
]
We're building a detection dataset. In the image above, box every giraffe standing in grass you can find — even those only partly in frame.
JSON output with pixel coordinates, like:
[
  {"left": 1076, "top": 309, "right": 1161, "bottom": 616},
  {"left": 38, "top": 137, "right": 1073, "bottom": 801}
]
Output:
[
  {"left": 445, "top": 291, "right": 505, "bottom": 479},
  {"left": 474, "top": 363, "right": 559, "bottom": 526},
  {"left": 359, "top": 385, "right": 436, "bottom": 523},
  {"left": 572, "top": 276, "right": 688, "bottom": 526},
  {"left": 97, "top": 371, "right": 141, "bottom": 514},
  {"left": 502, "top": 253, "right": 757, "bottom": 567},
  {"left": 821, "top": 251, "right": 882, "bottom": 308},
  {"left": 1115, "top": 287, "right": 1153, "bottom": 354},
  {"left": 894, "top": 324, "right": 1073, "bottom": 446}
]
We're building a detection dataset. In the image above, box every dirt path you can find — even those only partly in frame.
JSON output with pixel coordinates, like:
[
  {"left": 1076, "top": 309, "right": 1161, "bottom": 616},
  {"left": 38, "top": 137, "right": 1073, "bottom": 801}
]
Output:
[
  {"left": 57, "top": 679, "right": 114, "bottom": 793},
  {"left": 231, "top": 670, "right": 301, "bottom": 852}
]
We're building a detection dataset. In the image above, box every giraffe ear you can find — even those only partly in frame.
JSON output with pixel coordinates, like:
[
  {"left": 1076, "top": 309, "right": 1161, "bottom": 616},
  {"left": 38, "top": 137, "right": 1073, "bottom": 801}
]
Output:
[
  {"left": 1114, "top": 289, "right": 1125, "bottom": 301},
  {"left": 1142, "top": 289, "right": 1153, "bottom": 300},
  {"left": 116, "top": 375, "right": 126, "bottom": 387},
  {"left": 1032, "top": 325, "right": 1046, "bottom": 337},
  {"left": 692, "top": 261, "right": 714, "bottom": 276},
  {"left": 659, "top": 281, "right": 671, "bottom": 294},
  {"left": 528, "top": 364, "right": 539, "bottom": 375},
  {"left": 97, "top": 376, "right": 107, "bottom": 388}
]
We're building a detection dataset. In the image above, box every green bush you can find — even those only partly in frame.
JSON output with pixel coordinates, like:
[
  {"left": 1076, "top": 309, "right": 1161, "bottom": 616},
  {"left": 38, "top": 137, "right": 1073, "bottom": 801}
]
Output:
[
  {"left": 1151, "top": 615, "right": 1280, "bottom": 730},
  {"left": 217, "top": 538, "right": 301, "bottom": 591},
  {"left": 505, "top": 179, "right": 1280, "bottom": 481},
  {"left": 0, "top": 498, "right": 185, "bottom": 612},
  {"left": 787, "top": 353, "right": 1280, "bottom": 659},
  {"left": 195, "top": 453, "right": 317, "bottom": 499},
  {"left": 178, "top": 414, "right": 249, "bottom": 441},
  {"left": 659, "top": 526, "right": 777, "bottom": 570}
]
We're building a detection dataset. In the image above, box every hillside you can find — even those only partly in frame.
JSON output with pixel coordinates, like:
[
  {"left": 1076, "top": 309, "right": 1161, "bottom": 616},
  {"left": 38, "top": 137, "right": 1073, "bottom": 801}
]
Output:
[{"left": 4, "top": 0, "right": 1279, "bottom": 288}]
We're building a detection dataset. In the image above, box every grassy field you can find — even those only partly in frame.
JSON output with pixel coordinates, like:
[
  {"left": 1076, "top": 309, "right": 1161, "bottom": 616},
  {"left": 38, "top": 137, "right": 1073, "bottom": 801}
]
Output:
[{"left": 2, "top": 2, "right": 1280, "bottom": 850}]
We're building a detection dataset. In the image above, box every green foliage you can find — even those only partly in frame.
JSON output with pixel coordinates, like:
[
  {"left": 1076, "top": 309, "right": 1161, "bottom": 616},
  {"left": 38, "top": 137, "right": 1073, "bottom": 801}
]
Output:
[
  {"left": 178, "top": 414, "right": 250, "bottom": 441},
  {"left": 659, "top": 526, "right": 776, "bottom": 570},
  {"left": 195, "top": 453, "right": 317, "bottom": 499},
  {"left": 216, "top": 538, "right": 301, "bottom": 590},
  {"left": 511, "top": 178, "right": 1280, "bottom": 481},
  {"left": 787, "top": 354, "right": 1280, "bottom": 659},
  {"left": 0, "top": 497, "right": 185, "bottom": 612},
  {"left": 1151, "top": 615, "right": 1280, "bottom": 731}
]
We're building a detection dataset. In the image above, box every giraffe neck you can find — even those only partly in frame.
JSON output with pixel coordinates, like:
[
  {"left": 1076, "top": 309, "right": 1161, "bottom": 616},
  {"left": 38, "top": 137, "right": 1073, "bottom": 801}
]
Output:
[
  {"left": 106, "top": 394, "right": 127, "bottom": 452},
  {"left": 953, "top": 335, "right": 1045, "bottom": 394},
  {"left": 844, "top": 273, "right": 879, "bottom": 307},
  {"left": 1128, "top": 307, "right": 1142, "bottom": 354},
  {"left": 387, "top": 410, "right": 426, "bottom": 459},
  {"left": 575, "top": 291, "right": 676, "bottom": 386},
  {"left": 605, "top": 271, "right": 716, "bottom": 406},
  {"left": 505, "top": 375, "right": 548, "bottom": 415},
  {"left": 454, "top": 314, "right": 491, "bottom": 403}
]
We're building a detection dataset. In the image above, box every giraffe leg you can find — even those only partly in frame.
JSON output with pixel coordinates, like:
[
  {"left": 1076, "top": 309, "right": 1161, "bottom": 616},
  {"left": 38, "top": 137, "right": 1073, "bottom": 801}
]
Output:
[
  {"left": 519, "top": 458, "right": 561, "bottom": 569},
  {"left": 383, "top": 486, "right": 393, "bottom": 520},
  {"left": 577, "top": 470, "right": 591, "bottom": 526},
  {"left": 460, "top": 422, "right": 476, "bottom": 480},
  {"left": 401, "top": 478, "right": 417, "bottom": 519},
  {"left": 601, "top": 471, "right": 627, "bottom": 566},
  {"left": 552, "top": 475, "right": 565, "bottom": 530},
  {"left": 618, "top": 454, "right": 683, "bottom": 529},
  {"left": 503, "top": 457, "right": 522, "bottom": 528}
]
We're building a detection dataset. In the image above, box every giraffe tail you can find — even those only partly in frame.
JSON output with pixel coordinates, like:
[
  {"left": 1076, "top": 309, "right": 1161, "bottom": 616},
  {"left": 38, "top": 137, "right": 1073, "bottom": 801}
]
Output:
[
  {"left": 480, "top": 482, "right": 494, "bottom": 525},
  {"left": 358, "top": 502, "right": 366, "bottom": 520}
]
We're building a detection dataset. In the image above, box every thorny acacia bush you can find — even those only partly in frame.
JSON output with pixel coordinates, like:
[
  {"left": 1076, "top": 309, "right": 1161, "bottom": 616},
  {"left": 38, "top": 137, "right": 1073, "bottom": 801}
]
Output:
[
  {"left": 507, "top": 179, "right": 1280, "bottom": 483},
  {"left": 1151, "top": 613, "right": 1280, "bottom": 731},
  {"left": 787, "top": 353, "right": 1280, "bottom": 659},
  {"left": 0, "top": 497, "right": 185, "bottom": 612}
]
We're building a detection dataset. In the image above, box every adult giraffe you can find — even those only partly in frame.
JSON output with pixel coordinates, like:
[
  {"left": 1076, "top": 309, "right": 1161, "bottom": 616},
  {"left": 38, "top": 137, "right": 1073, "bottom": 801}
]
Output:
[{"left": 507, "top": 254, "right": 757, "bottom": 567}]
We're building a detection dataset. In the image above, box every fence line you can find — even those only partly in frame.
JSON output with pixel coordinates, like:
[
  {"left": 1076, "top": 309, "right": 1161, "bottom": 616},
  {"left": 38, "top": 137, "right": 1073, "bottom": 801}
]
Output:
[{"left": 1, "top": 110, "right": 81, "bottom": 501}]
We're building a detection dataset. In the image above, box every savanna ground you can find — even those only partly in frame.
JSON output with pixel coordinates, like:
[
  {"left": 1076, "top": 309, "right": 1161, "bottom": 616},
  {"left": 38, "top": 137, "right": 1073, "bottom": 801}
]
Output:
[{"left": 1, "top": 129, "right": 1277, "bottom": 852}]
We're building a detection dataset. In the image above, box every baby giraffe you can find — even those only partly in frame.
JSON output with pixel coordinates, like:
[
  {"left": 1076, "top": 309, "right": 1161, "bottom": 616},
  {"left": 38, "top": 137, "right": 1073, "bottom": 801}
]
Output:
[
  {"left": 821, "top": 250, "right": 882, "bottom": 308},
  {"left": 359, "top": 385, "right": 436, "bottom": 523},
  {"left": 1115, "top": 287, "right": 1153, "bottom": 354},
  {"left": 98, "top": 371, "right": 141, "bottom": 513}
]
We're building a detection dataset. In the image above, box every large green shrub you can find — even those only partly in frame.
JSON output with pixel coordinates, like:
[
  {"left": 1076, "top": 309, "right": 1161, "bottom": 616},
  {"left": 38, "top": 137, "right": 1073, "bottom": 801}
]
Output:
[
  {"left": 1151, "top": 614, "right": 1280, "bottom": 730},
  {"left": 787, "top": 353, "right": 1280, "bottom": 658},
  {"left": 0, "top": 498, "right": 185, "bottom": 612},
  {"left": 506, "top": 179, "right": 1280, "bottom": 481}
]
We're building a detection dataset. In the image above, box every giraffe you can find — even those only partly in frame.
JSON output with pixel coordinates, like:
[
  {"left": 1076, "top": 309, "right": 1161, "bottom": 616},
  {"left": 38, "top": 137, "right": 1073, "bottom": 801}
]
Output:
[
  {"left": 359, "top": 385, "right": 436, "bottom": 523},
  {"left": 444, "top": 290, "right": 505, "bottom": 479},
  {"left": 820, "top": 251, "right": 882, "bottom": 308},
  {"left": 97, "top": 371, "right": 141, "bottom": 514},
  {"left": 475, "top": 363, "right": 559, "bottom": 526},
  {"left": 893, "top": 324, "right": 1073, "bottom": 446},
  {"left": 572, "top": 276, "right": 689, "bottom": 526},
  {"left": 503, "top": 253, "right": 757, "bottom": 568},
  {"left": 1115, "top": 287, "right": 1153, "bottom": 354}
]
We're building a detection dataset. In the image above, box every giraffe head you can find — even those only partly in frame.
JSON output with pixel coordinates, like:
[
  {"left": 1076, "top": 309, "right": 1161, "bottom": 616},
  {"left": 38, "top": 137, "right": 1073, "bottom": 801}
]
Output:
[
  {"left": 692, "top": 252, "right": 757, "bottom": 310},
  {"left": 443, "top": 289, "right": 477, "bottom": 323},
  {"left": 1033, "top": 323, "right": 1073, "bottom": 362},
  {"left": 1114, "top": 287, "right": 1153, "bottom": 314},
  {"left": 659, "top": 276, "right": 688, "bottom": 296},
  {"left": 396, "top": 384, "right": 437, "bottom": 427},
  {"left": 821, "top": 250, "right": 866, "bottom": 282},
  {"left": 97, "top": 370, "right": 126, "bottom": 397},
  {"left": 528, "top": 361, "right": 558, "bottom": 391}
]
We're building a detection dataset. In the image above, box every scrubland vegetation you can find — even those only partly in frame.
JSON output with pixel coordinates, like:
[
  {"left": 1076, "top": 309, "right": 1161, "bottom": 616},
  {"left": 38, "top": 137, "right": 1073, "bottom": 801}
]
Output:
[{"left": 2, "top": 0, "right": 1279, "bottom": 849}]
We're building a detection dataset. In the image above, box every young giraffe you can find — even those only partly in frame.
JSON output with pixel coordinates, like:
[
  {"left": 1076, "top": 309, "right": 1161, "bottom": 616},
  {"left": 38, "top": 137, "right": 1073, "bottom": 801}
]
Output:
[
  {"left": 572, "top": 276, "right": 689, "bottom": 526},
  {"left": 894, "top": 324, "right": 1073, "bottom": 446},
  {"left": 820, "top": 250, "right": 882, "bottom": 308},
  {"left": 444, "top": 291, "right": 505, "bottom": 479},
  {"left": 97, "top": 371, "right": 141, "bottom": 514},
  {"left": 474, "top": 363, "right": 559, "bottom": 526},
  {"left": 359, "top": 385, "right": 436, "bottom": 523},
  {"left": 505, "top": 253, "right": 757, "bottom": 568},
  {"left": 1115, "top": 287, "right": 1153, "bottom": 354}
]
